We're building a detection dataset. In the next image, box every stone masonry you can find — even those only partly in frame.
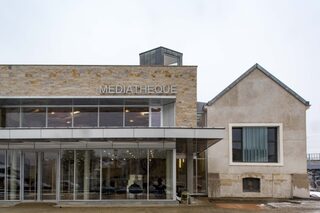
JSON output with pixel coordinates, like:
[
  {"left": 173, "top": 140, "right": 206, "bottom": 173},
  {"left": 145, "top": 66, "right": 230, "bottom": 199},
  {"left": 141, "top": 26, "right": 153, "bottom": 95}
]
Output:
[{"left": 0, "top": 65, "right": 197, "bottom": 127}]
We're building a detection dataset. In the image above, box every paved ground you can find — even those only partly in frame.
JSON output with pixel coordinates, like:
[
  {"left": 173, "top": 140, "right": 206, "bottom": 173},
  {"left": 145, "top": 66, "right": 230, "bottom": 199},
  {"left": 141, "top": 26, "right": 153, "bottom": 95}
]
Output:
[{"left": 0, "top": 200, "right": 319, "bottom": 213}]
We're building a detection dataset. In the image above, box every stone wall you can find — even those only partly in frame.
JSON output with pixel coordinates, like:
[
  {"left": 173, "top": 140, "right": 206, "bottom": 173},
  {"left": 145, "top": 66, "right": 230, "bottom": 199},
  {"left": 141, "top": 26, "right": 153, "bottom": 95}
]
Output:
[
  {"left": 0, "top": 65, "right": 197, "bottom": 127},
  {"left": 206, "top": 68, "right": 309, "bottom": 198}
]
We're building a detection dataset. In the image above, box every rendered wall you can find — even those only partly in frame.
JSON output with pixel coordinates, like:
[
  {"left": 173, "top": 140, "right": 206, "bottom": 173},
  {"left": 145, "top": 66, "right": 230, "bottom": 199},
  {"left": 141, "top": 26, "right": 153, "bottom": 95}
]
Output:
[{"left": 206, "top": 68, "right": 309, "bottom": 198}]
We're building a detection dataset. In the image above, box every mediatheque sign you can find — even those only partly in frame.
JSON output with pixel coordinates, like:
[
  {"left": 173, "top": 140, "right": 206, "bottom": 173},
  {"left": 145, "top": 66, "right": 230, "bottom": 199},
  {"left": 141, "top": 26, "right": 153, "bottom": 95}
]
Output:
[{"left": 99, "top": 85, "right": 177, "bottom": 95}]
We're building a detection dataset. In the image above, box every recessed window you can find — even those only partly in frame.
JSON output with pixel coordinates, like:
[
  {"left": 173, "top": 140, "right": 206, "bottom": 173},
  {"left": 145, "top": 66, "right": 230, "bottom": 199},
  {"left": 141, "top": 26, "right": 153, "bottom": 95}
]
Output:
[
  {"left": 243, "top": 177, "right": 260, "bottom": 192},
  {"left": 47, "top": 107, "right": 72, "bottom": 127},
  {"left": 73, "top": 107, "right": 98, "bottom": 127},
  {"left": 125, "top": 107, "right": 149, "bottom": 127},
  {"left": 21, "top": 107, "right": 46, "bottom": 127},
  {"left": 99, "top": 107, "right": 123, "bottom": 127},
  {"left": 232, "top": 127, "right": 278, "bottom": 163}
]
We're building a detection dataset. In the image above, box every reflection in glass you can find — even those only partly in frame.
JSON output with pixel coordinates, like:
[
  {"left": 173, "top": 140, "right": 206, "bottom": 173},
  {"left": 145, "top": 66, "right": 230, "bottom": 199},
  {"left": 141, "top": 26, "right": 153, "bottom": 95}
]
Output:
[
  {"left": 7, "top": 150, "right": 20, "bottom": 200},
  {"left": 0, "top": 108, "right": 20, "bottom": 127},
  {"left": 0, "top": 151, "right": 5, "bottom": 200},
  {"left": 75, "top": 150, "right": 100, "bottom": 200},
  {"left": 73, "top": 107, "right": 98, "bottom": 127},
  {"left": 101, "top": 149, "right": 147, "bottom": 199},
  {"left": 99, "top": 107, "right": 123, "bottom": 127},
  {"left": 24, "top": 152, "right": 37, "bottom": 200},
  {"left": 47, "top": 107, "right": 72, "bottom": 127},
  {"left": 60, "top": 150, "right": 74, "bottom": 200},
  {"left": 41, "top": 152, "right": 57, "bottom": 200},
  {"left": 125, "top": 107, "right": 149, "bottom": 127},
  {"left": 151, "top": 107, "right": 161, "bottom": 127},
  {"left": 149, "top": 149, "right": 165, "bottom": 199},
  {"left": 22, "top": 107, "right": 46, "bottom": 127}
]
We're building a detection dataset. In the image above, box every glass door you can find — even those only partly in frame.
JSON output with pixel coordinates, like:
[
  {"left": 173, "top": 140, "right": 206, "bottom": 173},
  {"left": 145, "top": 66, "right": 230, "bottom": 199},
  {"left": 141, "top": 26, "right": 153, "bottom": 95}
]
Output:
[
  {"left": 40, "top": 152, "right": 58, "bottom": 200},
  {"left": 23, "top": 151, "right": 58, "bottom": 201}
]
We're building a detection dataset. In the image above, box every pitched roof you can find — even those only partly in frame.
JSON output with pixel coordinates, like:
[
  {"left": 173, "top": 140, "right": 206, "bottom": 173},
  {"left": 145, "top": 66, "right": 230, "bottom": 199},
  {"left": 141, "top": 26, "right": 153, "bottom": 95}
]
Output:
[{"left": 206, "top": 63, "right": 310, "bottom": 107}]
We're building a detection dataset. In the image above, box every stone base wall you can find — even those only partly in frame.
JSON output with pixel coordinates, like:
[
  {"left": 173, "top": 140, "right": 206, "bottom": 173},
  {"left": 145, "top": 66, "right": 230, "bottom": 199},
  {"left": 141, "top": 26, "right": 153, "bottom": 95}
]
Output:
[{"left": 208, "top": 173, "right": 309, "bottom": 198}]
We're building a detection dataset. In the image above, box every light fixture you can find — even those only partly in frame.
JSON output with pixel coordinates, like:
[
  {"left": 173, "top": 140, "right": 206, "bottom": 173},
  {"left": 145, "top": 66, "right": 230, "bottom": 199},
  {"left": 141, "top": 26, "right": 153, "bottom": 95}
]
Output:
[
  {"left": 125, "top": 109, "right": 130, "bottom": 113},
  {"left": 51, "top": 112, "right": 55, "bottom": 115},
  {"left": 66, "top": 121, "right": 71, "bottom": 124},
  {"left": 129, "top": 119, "right": 134, "bottom": 123},
  {"left": 178, "top": 159, "right": 182, "bottom": 169},
  {"left": 73, "top": 110, "right": 80, "bottom": 114}
]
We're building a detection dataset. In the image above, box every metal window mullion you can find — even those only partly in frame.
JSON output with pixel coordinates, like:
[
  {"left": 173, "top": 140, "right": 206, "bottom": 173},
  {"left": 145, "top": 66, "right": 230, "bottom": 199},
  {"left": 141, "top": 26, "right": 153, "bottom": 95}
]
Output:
[
  {"left": 57, "top": 150, "right": 61, "bottom": 202},
  {"left": 37, "top": 152, "right": 41, "bottom": 201},
  {"left": 71, "top": 105, "right": 74, "bottom": 128},
  {"left": 149, "top": 106, "right": 151, "bottom": 127},
  {"left": 147, "top": 149, "right": 149, "bottom": 200},
  {"left": 73, "top": 150, "right": 76, "bottom": 200},
  {"left": 45, "top": 107, "right": 48, "bottom": 128},
  {"left": 19, "top": 150, "right": 24, "bottom": 201},
  {"left": 19, "top": 106, "right": 22, "bottom": 128},
  {"left": 4, "top": 151, "right": 7, "bottom": 200},
  {"left": 97, "top": 101, "right": 100, "bottom": 127},
  {"left": 100, "top": 150, "right": 102, "bottom": 200},
  {"left": 123, "top": 106, "right": 125, "bottom": 127}
]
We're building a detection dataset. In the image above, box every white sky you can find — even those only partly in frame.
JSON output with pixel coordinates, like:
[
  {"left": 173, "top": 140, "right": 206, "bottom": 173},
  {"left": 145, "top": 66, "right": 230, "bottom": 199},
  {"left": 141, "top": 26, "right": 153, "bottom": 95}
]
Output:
[{"left": 0, "top": 0, "right": 319, "bottom": 152}]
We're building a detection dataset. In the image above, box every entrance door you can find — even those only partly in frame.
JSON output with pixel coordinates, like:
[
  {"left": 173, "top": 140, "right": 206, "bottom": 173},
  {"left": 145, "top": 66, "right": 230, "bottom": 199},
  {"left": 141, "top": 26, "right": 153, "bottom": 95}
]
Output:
[
  {"left": 23, "top": 151, "right": 58, "bottom": 201},
  {"left": 40, "top": 152, "right": 58, "bottom": 200}
]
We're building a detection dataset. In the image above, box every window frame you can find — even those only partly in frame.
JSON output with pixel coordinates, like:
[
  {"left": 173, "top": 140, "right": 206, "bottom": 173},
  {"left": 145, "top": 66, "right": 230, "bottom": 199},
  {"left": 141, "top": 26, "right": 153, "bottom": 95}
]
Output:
[{"left": 229, "top": 123, "right": 283, "bottom": 166}]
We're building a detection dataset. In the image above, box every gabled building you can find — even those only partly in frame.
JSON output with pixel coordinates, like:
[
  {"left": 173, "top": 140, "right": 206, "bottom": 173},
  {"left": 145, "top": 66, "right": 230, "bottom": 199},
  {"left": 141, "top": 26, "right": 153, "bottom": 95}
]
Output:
[{"left": 204, "top": 64, "right": 310, "bottom": 198}]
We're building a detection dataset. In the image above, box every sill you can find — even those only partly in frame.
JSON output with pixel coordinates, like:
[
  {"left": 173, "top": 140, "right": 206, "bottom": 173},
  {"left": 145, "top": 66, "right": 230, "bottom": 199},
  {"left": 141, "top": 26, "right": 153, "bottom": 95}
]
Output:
[{"left": 229, "top": 162, "right": 283, "bottom": 167}]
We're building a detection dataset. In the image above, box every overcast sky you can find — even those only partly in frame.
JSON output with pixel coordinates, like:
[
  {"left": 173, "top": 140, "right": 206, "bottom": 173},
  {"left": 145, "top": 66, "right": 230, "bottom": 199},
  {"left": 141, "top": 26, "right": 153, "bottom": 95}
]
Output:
[{"left": 0, "top": 0, "right": 319, "bottom": 152}]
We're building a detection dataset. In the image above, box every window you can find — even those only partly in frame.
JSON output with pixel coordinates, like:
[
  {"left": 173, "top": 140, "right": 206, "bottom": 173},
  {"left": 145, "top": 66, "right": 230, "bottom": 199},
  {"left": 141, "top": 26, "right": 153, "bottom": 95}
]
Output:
[
  {"left": 232, "top": 126, "right": 278, "bottom": 163},
  {"left": 73, "top": 107, "right": 98, "bottom": 127},
  {"left": 48, "top": 107, "right": 72, "bottom": 127},
  {"left": 243, "top": 177, "right": 260, "bottom": 192},
  {"left": 21, "top": 107, "right": 46, "bottom": 127},
  {"left": 99, "top": 107, "right": 123, "bottom": 127},
  {"left": 150, "top": 107, "right": 161, "bottom": 127},
  {"left": 125, "top": 107, "right": 149, "bottom": 127}
]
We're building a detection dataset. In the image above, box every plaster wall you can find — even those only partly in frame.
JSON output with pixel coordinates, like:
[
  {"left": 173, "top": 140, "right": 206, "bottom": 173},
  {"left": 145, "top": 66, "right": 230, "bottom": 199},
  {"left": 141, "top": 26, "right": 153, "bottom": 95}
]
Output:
[{"left": 206, "top": 68, "right": 309, "bottom": 198}]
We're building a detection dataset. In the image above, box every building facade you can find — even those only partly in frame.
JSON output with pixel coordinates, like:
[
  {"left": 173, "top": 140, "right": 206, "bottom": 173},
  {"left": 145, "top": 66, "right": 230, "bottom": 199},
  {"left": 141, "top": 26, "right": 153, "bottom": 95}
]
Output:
[
  {"left": 204, "top": 64, "right": 310, "bottom": 198},
  {"left": 0, "top": 47, "right": 310, "bottom": 204}
]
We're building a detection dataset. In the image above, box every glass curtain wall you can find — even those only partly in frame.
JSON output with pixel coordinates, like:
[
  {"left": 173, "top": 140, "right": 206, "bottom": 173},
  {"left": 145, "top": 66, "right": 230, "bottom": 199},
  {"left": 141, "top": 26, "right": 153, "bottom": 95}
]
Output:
[
  {"left": 23, "top": 152, "right": 37, "bottom": 200},
  {"left": 60, "top": 150, "right": 74, "bottom": 200},
  {"left": 75, "top": 150, "right": 100, "bottom": 200},
  {"left": 60, "top": 148, "right": 173, "bottom": 200},
  {"left": 0, "top": 104, "right": 162, "bottom": 128},
  {"left": 0, "top": 151, "right": 5, "bottom": 200},
  {"left": 7, "top": 150, "right": 21, "bottom": 200},
  {"left": 41, "top": 152, "right": 58, "bottom": 200}
]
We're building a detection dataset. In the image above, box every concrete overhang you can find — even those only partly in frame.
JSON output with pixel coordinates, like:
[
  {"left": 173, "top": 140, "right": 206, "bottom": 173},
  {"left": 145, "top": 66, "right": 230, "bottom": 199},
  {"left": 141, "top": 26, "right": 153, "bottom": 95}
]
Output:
[{"left": 0, "top": 127, "right": 225, "bottom": 140}]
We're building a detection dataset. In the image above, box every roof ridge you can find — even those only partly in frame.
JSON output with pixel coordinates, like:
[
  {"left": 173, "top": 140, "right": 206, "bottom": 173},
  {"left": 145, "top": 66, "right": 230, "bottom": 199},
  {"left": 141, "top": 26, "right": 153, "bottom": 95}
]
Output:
[{"left": 206, "top": 63, "right": 310, "bottom": 107}]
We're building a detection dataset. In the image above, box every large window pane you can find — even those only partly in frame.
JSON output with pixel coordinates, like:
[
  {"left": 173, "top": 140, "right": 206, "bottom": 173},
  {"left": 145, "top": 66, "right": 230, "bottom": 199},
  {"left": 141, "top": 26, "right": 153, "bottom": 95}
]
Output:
[
  {"left": 149, "top": 149, "right": 173, "bottom": 199},
  {"left": 125, "top": 107, "right": 149, "bottom": 127},
  {"left": 22, "top": 107, "right": 46, "bottom": 127},
  {"left": 99, "top": 107, "right": 123, "bottom": 127},
  {"left": 24, "top": 152, "right": 37, "bottom": 200},
  {"left": 101, "top": 149, "right": 147, "bottom": 200},
  {"left": 60, "top": 150, "right": 74, "bottom": 200},
  {"left": 48, "top": 107, "right": 72, "bottom": 127},
  {"left": 232, "top": 127, "right": 278, "bottom": 163},
  {"left": 73, "top": 108, "right": 98, "bottom": 127},
  {"left": 268, "top": 127, "right": 278, "bottom": 162},
  {"left": 0, "top": 151, "right": 5, "bottom": 200},
  {"left": 232, "top": 128, "right": 242, "bottom": 162},
  {"left": 75, "top": 150, "right": 100, "bottom": 200},
  {"left": 151, "top": 107, "right": 161, "bottom": 127},
  {"left": 41, "top": 152, "right": 57, "bottom": 200},
  {"left": 0, "top": 108, "right": 20, "bottom": 127},
  {"left": 7, "top": 150, "right": 20, "bottom": 200}
]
